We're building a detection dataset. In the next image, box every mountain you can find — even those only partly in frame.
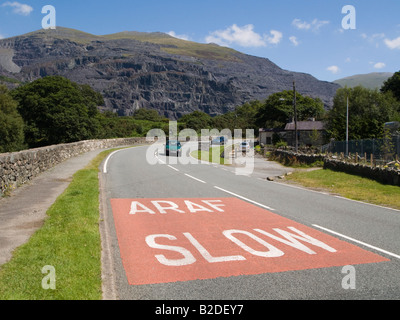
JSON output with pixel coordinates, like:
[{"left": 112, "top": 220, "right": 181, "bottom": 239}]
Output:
[
  {"left": 0, "top": 27, "right": 340, "bottom": 119},
  {"left": 334, "top": 72, "right": 394, "bottom": 90}
]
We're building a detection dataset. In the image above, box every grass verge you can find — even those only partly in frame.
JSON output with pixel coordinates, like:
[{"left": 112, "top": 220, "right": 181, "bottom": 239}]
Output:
[
  {"left": 285, "top": 168, "right": 400, "bottom": 210},
  {"left": 0, "top": 148, "right": 117, "bottom": 300},
  {"left": 191, "top": 146, "right": 231, "bottom": 165}
]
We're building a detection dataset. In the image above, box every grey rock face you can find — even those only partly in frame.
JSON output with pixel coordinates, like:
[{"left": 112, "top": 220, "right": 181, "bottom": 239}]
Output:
[{"left": 0, "top": 28, "right": 340, "bottom": 119}]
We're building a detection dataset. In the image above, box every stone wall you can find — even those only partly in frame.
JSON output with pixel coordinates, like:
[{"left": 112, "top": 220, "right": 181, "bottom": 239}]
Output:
[
  {"left": 324, "top": 159, "right": 400, "bottom": 187},
  {"left": 271, "top": 149, "right": 400, "bottom": 187},
  {"left": 0, "top": 137, "right": 149, "bottom": 195},
  {"left": 271, "top": 149, "right": 325, "bottom": 166}
]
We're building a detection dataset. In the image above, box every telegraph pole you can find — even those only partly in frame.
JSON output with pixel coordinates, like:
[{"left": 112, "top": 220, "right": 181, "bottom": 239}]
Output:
[
  {"left": 293, "top": 81, "right": 298, "bottom": 153},
  {"left": 346, "top": 96, "right": 349, "bottom": 156}
]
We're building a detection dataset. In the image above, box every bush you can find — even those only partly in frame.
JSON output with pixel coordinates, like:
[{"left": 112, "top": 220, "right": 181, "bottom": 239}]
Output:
[
  {"left": 11, "top": 76, "right": 102, "bottom": 148},
  {"left": 275, "top": 141, "right": 288, "bottom": 149},
  {"left": 0, "top": 85, "right": 25, "bottom": 153}
]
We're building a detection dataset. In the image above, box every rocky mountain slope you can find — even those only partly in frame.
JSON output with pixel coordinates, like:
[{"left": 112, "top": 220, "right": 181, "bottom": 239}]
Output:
[{"left": 0, "top": 27, "right": 339, "bottom": 119}]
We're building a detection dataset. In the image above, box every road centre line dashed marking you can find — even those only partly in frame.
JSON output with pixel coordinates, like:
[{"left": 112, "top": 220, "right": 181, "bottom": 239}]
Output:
[
  {"left": 214, "top": 186, "right": 275, "bottom": 211},
  {"left": 185, "top": 174, "right": 206, "bottom": 184},
  {"left": 154, "top": 150, "right": 166, "bottom": 164},
  {"left": 168, "top": 165, "right": 179, "bottom": 172},
  {"left": 312, "top": 224, "right": 400, "bottom": 260}
]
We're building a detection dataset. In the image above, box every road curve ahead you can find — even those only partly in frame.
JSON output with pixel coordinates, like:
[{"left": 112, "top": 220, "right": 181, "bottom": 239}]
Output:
[{"left": 101, "top": 144, "right": 400, "bottom": 300}]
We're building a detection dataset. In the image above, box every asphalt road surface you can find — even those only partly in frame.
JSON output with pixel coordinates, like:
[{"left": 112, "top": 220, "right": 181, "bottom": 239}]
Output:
[{"left": 100, "top": 144, "right": 400, "bottom": 300}]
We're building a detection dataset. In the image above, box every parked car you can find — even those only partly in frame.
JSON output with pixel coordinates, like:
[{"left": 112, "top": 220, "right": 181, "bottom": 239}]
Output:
[
  {"left": 240, "top": 141, "right": 250, "bottom": 153},
  {"left": 165, "top": 140, "right": 182, "bottom": 156},
  {"left": 211, "top": 136, "right": 227, "bottom": 145}
]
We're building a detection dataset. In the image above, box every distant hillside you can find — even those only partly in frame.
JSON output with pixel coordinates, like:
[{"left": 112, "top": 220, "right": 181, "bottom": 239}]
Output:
[
  {"left": 0, "top": 27, "right": 340, "bottom": 119},
  {"left": 334, "top": 72, "right": 394, "bottom": 90}
]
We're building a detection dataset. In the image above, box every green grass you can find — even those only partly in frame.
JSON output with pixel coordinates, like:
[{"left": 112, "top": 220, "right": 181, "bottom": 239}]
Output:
[
  {"left": 25, "top": 27, "right": 241, "bottom": 62},
  {"left": 0, "top": 149, "right": 117, "bottom": 300},
  {"left": 285, "top": 168, "right": 400, "bottom": 210},
  {"left": 191, "top": 146, "right": 232, "bottom": 165},
  {"left": 103, "top": 31, "right": 241, "bottom": 62}
]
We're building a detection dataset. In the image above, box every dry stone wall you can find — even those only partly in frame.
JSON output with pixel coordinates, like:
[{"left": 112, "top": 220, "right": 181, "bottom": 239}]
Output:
[
  {"left": 323, "top": 158, "right": 400, "bottom": 187},
  {"left": 271, "top": 149, "right": 400, "bottom": 187},
  {"left": 0, "top": 137, "right": 149, "bottom": 195},
  {"left": 271, "top": 149, "right": 325, "bottom": 166}
]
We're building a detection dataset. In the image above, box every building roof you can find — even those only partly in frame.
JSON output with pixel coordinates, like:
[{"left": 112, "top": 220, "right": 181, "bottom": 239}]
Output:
[{"left": 284, "top": 121, "right": 325, "bottom": 131}]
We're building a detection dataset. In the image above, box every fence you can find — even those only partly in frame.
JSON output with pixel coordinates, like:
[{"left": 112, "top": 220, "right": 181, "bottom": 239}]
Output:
[{"left": 323, "top": 136, "right": 400, "bottom": 165}]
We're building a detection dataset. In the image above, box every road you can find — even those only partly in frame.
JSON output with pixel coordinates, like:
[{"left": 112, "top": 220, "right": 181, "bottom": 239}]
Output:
[{"left": 100, "top": 143, "right": 400, "bottom": 300}]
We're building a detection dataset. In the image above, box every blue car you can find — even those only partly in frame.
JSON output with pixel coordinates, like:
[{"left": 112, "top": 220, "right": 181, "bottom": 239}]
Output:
[
  {"left": 165, "top": 140, "right": 182, "bottom": 157},
  {"left": 211, "top": 136, "right": 227, "bottom": 145}
]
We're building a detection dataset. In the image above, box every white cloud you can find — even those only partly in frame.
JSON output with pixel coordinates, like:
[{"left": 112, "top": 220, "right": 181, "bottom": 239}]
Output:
[
  {"left": 327, "top": 65, "right": 340, "bottom": 74},
  {"left": 384, "top": 36, "right": 400, "bottom": 49},
  {"left": 374, "top": 62, "right": 386, "bottom": 69},
  {"left": 289, "top": 36, "right": 299, "bottom": 46},
  {"left": 292, "top": 18, "right": 329, "bottom": 32},
  {"left": 266, "top": 30, "right": 282, "bottom": 45},
  {"left": 292, "top": 19, "right": 311, "bottom": 30},
  {"left": 372, "top": 33, "right": 385, "bottom": 39},
  {"left": 362, "top": 33, "right": 385, "bottom": 47},
  {"left": 206, "top": 24, "right": 265, "bottom": 47},
  {"left": 167, "top": 31, "right": 190, "bottom": 41},
  {"left": 1, "top": 1, "right": 33, "bottom": 16},
  {"left": 311, "top": 19, "right": 330, "bottom": 31},
  {"left": 205, "top": 24, "right": 281, "bottom": 48}
]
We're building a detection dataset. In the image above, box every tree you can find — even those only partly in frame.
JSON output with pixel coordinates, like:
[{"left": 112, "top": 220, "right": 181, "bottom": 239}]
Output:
[
  {"left": 133, "top": 108, "right": 166, "bottom": 122},
  {"left": 11, "top": 76, "right": 103, "bottom": 148},
  {"left": 233, "top": 100, "right": 263, "bottom": 132},
  {"left": 0, "top": 85, "right": 25, "bottom": 153},
  {"left": 381, "top": 71, "right": 400, "bottom": 102},
  {"left": 256, "top": 90, "right": 325, "bottom": 129},
  {"left": 179, "top": 111, "right": 213, "bottom": 132},
  {"left": 326, "top": 86, "right": 400, "bottom": 141},
  {"left": 211, "top": 100, "right": 263, "bottom": 133}
]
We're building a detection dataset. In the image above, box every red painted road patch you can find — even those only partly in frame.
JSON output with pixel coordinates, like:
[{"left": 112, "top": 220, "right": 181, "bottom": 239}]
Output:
[{"left": 110, "top": 198, "right": 389, "bottom": 285}]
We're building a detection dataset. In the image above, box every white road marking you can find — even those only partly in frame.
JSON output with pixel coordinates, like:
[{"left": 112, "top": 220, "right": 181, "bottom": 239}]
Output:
[
  {"left": 312, "top": 224, "right": 400, "bottom": 260},
  {"left": 270, "top": 180, "right": 330, "bottom": 196},
  {"left": 168, "top": 165, "right": 179, "bottom": 172},
  {"left": 333, "top": 196, "right": 400, "bottom": 213},
  {"left": 154, "top": 150, "right": 166, "bottom": 164},
  {"left": 273, "top": 181, "right": 400, "bottom": 212},
  {"left": 185, "top": 174, "right": 206, "bottom": 184},
  {"left": 103, "top": 146, "right": 149, "bottom": 173},
  {"left": 103, "top": 149, "right": 127, "bottom": 174},
  {"left": 214, "top": 186, "right": 275, "bottom": 211}
]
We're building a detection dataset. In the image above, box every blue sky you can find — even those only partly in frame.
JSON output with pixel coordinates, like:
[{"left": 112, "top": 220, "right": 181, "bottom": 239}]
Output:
[{"left": 0, "top": 0, "right": 399, "bottom": 81}]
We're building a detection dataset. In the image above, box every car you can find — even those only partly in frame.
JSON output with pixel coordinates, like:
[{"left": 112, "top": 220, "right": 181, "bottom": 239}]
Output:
[
  {"left": 165, "top": 140, "right": 182, "bottom": 156},
  {"left": 211, "top": 136, "right": 227, "bottom": 145},
  {"left": 240, "top": 141, "right": 250, "bottom": 153}
]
